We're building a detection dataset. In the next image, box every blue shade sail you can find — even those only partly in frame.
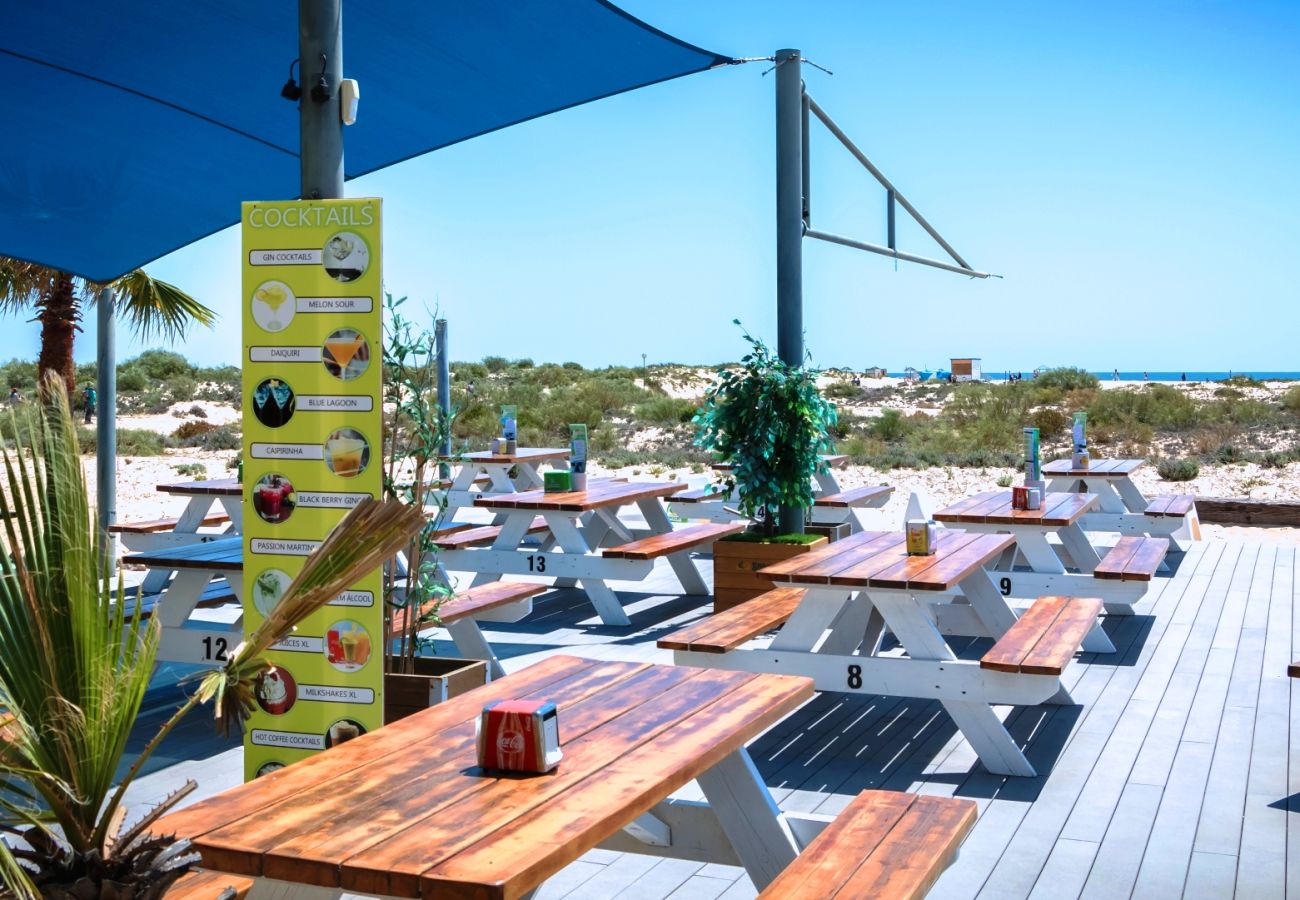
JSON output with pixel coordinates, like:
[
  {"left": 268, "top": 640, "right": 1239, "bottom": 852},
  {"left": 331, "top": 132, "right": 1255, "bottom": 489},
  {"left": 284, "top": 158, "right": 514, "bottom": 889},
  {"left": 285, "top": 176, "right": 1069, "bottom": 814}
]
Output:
[{"left": 1, "top": 1, "right": 731, "bottom": 281}]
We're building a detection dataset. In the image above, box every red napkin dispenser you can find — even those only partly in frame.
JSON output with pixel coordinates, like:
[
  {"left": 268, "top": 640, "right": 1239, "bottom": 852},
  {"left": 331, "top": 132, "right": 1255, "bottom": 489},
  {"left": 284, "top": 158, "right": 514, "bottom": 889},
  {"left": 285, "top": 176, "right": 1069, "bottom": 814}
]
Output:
[{"left": 477, "top": 699, "right": 562, "bottom": 773}]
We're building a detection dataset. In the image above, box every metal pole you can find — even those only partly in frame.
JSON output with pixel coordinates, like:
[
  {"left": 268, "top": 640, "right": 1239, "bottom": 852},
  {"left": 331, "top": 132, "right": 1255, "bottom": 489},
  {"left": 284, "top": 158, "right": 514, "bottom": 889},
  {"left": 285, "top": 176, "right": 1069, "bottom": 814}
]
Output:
[
  {"left": 775, "top": 48, "right": 805, "bottom": 535},
  {"left": 804, "top": 228, "right": 995, "bottom": 279},
  {"left": 800, "top": 89, "right": 811, "bottom": 226},
  {"left": 96, "top": 287, "right": 116, "bottom": 552},
  {"left": 299, "top": 0, "right": 344, "bottom": 200},
  {"left": 886, "top": 189, "right": 896, "bottom": 251},
  {"left": 435, "top": 318, "right": 450, "bottom": 478},
  {"left": 806, "top": 94, "right": 972, "bottom": 271}
]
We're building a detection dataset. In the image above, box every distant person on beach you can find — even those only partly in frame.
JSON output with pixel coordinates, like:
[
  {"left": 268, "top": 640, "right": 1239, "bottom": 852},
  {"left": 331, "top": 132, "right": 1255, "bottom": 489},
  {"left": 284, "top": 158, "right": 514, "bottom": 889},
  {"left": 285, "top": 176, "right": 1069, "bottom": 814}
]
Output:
[
  {"left": 1112, "top": 369, "right": 1120, "bottom": 381},
  {"left": 82, "top": 384, "right": 96, "bottom": 424},
  {"left": 1143, "top": 371, "right": 1149, "bottom": 381},
  {"left": 1181, "top": 372, "right": 1187, "bottom": 382},
  {"left": 7, "top": 387, "right": 19, "bottom": 406}
]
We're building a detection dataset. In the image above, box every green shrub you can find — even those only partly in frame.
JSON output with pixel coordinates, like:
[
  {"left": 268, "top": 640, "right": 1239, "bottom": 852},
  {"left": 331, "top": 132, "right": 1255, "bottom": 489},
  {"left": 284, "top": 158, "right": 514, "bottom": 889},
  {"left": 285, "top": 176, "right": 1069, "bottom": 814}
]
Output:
[
  {"left": 562, "top": 361, "right": 584, "bottom": 371},
  {"left": 1033, "top": 367, "right": 1099, "bottom": 394},
  {"left": 80, "top": 427, "right": 166, "bottom": 456},
  {"left": 514, "top": 358, "right": 534, "bottom": 369},
  {"left": 1088, "top": 384, "right": 1199, "bottom": 430},
  {"left": 1283, "top": 385, "right": 1300, "bottom": 414},
  {"left": 1157, "top": 458, "right": 1200, "bottom": 481},
  {"left": 1029, "top": 408, "right": 1069, "bottom": 441},
  {"left": 173, "top": 462, "right": 206, "bottom": 477},
  {"left": 194, "top": 364, "right": 241, "bottom": 385},
  {"left": 482, "top": 356, "right": 508, "bottom": 373},
  {"left": 116, "top": 366, "right": 148, "bottom": 392},
  {"left": 995, "top": 473, "right": 1014, "bottom": 487},
  {"left": 1213, "top": 443, "right": 1247, "bottom": 464},
  {"left": 128, "top": 350, "right": 193, "bottom": 381},
  {"left": 0, "top": 359, "right": 39, "bottom": 392},
  {"left": 636, "top": 395, "right": 698, "bottom": 424},
  {"left": 824, "top": 382, "right": 860, "bottom": 399},
  {"left": 870, "top": 408, "right": 907, "bottom": 441},
  {"left": 168, "top": 375, "right": 197, "bottom": 403},
  {"left": 1259, "top": 449, "right": 1297, "bottom": 469}
]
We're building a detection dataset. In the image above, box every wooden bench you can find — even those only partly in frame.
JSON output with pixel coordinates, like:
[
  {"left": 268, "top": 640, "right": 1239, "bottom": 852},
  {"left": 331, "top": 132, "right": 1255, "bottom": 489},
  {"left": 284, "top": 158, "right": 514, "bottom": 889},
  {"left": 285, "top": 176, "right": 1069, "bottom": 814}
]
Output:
[
  {"left": 813, "top": 484, "right": 893, "bottom": 508},
  {"left": 602, "top": 522, "right": 744, "bottom": 560},
  {"left": 163, "top": 869, "right": 253, "bottom": 899},
  {"left": 118, "top": 578, "right": 238, "bottom": 622},
  {"left": 429, "top": 517, "right": 550, "bottom": 549},
  {"left": 389, "top": 581, "right": 546, "bottom": 634},
  {"left": 390, "top": 581, "right": 548, "bottom": 679},
  {"left": 981, "top": 596, "right": 1104, "bottom": 675},
  {"left": 1145, "top": 492, "right": 1202, "bottom": 542},
  {"left": 658, "top": 587, "right": 806, "bottom": 653},
  {"left": 108, "top": 512, "right": 230, "bottom": 534},
  {"left": 757, "top": 790, "right": 976, "bottom": 899},
  {"left": 1094, "top": 536, "right": 1169, "bottom": 582}
]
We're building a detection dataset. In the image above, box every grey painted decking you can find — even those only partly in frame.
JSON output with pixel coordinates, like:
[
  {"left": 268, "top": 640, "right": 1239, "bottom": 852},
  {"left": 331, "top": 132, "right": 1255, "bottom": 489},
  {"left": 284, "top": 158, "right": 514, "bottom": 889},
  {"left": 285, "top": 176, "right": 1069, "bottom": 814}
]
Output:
[{"left": 125, "top": 535, "right": 1300, "bottom": 898}]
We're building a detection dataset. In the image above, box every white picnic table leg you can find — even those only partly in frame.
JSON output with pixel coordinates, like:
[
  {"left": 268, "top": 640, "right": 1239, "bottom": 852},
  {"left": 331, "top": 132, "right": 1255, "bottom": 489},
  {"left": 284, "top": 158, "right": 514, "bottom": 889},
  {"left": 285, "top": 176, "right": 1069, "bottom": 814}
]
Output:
[
  {"left": 1057, "top": 522, "right": 1102, "bottom": 574},
  {"left": 769, "top": 587, "right": 852, "bottom": 652},
  {"left": 468, "top": 512, "right": 537, "bottom": 588},
  {"left": 695, "top": 748, "right": 799, "bottom": 892},
  {"left": 138, "top": 497, "right": 217, "bottom": 594},
  {"left": 867, "top": 587, "right": 1036, "bottom": 777},
  {"left": 218, "top": 495, "right": 243, "bottom": 533},
  {"left": 956, "top": 569, "right": 1019, "bottom": 637},
  {"left": 1082, "top": 477, "right": 1128, "bottom": 514},
  {"left": 445, "top": 618, "right": 506, "bottom": 679},
  {"left": 816, "top": 592, "right": 882, "bottom": 656},
  {"left": 637, "top": 498, "right": 709, "bottom": 596},
  {"left": 1046, "top": 476, "right": 1082, "bottom": 495},
  {"left": 1112, "top": 476, "right": 1148, "bottom": 514},
  {"left": 1005, "top": 528, "right": 1067, "bottom": 574},
  {"left": 513, "top": 461, "right": 546, "bottom": 490},
  {"left": 541, "top": 512, "right": 630, "bottom": 627},
  {"left": 812, "top": 468, "right": 840, "bottom": 495}
]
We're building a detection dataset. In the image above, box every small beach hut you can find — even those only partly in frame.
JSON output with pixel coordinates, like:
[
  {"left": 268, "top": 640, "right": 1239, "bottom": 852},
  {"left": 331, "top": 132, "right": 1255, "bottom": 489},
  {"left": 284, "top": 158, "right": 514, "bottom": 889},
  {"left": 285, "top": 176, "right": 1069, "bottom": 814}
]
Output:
[
  {"left": 864, "top": 366, "right": 888, "bottom": 378},
  {"left": 950, "top": 357, "right": 982, "bottom": 382}
]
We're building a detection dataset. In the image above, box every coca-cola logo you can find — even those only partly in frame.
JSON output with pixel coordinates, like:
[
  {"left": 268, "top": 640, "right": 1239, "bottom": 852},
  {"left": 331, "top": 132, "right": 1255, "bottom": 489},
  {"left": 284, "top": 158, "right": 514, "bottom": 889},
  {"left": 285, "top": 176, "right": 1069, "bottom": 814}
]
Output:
[{"left": 497, "top": 730, "right": 524, "bottom": 753}]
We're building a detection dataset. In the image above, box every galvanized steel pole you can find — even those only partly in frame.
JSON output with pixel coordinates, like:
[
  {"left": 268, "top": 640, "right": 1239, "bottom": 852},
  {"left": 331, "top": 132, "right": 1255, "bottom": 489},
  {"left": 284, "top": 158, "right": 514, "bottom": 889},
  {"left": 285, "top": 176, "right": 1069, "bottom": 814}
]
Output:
[
  {"left": 96, "top": 287, "right": 116, "bottom": 549},
  {"left": 775, "top": 48, "right": 805, "bottom": 535},
  {"left": 436, "top": 318, "right": 451, "bottom": 478},
  {"left": 299, "top": 0, "right": 344, "bottom": 200}
]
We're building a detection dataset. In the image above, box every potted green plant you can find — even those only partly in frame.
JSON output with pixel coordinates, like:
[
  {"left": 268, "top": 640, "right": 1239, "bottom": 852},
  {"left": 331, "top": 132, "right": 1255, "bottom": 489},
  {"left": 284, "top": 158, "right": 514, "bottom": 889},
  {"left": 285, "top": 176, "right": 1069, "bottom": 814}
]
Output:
[
  {"left": 694, "top": 323, "right": 837, "bottom": 611},
  {"left": 380, "top": 293, "right": 486, "bottom": 721},
  {"left": 0, "top": 378, "right": 424, "bottom": 898}
]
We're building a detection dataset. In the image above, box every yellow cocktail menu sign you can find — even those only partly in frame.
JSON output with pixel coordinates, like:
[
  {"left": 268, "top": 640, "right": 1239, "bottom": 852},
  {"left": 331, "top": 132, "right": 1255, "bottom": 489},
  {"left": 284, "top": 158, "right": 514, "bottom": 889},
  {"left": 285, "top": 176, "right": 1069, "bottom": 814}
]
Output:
[{"left": 240, "top": 198, "right": 383, "bottom": 781}]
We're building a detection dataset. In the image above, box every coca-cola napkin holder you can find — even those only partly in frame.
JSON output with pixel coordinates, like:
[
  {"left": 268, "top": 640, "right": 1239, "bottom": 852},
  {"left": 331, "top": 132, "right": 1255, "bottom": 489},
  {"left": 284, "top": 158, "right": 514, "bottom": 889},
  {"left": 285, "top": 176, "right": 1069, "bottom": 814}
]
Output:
[{"left": 477, "top": 699, "right": 562, "bottom": 773}]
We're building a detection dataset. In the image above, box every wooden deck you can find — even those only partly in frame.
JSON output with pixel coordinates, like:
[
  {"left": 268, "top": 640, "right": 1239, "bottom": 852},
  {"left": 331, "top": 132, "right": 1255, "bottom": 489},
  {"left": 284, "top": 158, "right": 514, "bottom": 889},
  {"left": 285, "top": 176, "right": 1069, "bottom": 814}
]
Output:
[{"left": 123, "top": 535, "right": 1299, "bottom": 898}]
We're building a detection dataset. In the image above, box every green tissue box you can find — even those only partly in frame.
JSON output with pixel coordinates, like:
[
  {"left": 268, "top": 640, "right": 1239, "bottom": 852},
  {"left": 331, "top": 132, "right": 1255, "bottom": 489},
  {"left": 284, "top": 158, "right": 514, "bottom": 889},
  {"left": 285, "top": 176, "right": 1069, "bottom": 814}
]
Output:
[{"left": 543, "top": 470, "right": 573, "bottom": 492}]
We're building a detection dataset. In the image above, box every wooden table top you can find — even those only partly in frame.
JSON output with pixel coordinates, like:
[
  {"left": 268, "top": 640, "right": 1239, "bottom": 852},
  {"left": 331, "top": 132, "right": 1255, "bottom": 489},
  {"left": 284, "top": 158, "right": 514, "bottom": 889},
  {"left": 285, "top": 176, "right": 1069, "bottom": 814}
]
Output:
[
  {"left": 154, "top": 655, "right": 812, "bottom": 899},
  {"left": 125, "top": 536, "right": 242, "bottom": 571},
  {"left": 1041, "top": 458, "right": 1144, "bottom": 478},
  {"left": 760, "top": 529, "right": 1015, "bottom": 592},
  {"left": 712, "top": 453, "right": 848, "bottom": 471},
  {"left": 441, "top": 447, "right": 570, "bottom": 465},
  {"left": 933, "top": 490, "right": 1098, "bottom": 527},
  {"left": 475, "top": 479, "right": 684, "bottom": 513},
  {"left": 156, "top": 478, "right": 241, "bottom": 496}
]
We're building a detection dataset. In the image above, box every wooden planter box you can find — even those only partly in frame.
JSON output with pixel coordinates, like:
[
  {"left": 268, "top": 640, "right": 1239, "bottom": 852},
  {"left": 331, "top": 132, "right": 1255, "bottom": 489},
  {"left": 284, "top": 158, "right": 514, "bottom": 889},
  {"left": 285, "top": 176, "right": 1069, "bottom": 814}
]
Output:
[
  {"left": 384, "top": 656, "right": 488, "bottom": 724},
  {"left": 713, "top": 535, "right": 827, "bottom": 612}
]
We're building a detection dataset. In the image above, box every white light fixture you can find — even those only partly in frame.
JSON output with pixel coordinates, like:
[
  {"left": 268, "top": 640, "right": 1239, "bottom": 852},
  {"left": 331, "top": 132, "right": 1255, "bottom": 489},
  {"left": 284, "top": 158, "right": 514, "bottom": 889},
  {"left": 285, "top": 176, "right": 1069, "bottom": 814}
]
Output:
[{"left": 339, "top": 78, "right": 360, "bottom": 126}]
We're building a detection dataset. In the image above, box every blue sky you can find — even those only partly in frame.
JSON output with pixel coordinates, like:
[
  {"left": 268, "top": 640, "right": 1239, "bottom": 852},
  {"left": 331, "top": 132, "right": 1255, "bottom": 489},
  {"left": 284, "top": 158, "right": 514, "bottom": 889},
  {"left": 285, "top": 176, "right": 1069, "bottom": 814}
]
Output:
[{"left": 7, "top": 0, "right": 1298, "bottom": 372}]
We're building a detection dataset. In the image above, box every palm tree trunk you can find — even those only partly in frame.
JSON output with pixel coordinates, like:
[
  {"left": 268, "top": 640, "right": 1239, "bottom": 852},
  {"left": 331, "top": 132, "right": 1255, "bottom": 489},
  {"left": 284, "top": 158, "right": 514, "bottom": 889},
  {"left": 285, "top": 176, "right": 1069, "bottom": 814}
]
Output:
[{"left": 36, "top": 272, "right": 80, "bottom": 396}]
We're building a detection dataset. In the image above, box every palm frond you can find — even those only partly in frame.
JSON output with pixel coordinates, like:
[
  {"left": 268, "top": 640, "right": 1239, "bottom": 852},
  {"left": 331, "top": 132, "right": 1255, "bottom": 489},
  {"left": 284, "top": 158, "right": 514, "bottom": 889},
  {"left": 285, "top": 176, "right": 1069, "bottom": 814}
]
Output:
[
  {"left": 102, "top": 270, "right": 217, "bottom": 343},
  {"left": 197, "top": 497, "right": 425, "bottom": 735},
  {"left": 0, "top": 838, "right": 38, "bottom": 900},
  {"left": 0, "top": 375, "right": 160, "bottom": 856},
  {"left": 0, "top": 256, "right": 57, "bottom": 317}
]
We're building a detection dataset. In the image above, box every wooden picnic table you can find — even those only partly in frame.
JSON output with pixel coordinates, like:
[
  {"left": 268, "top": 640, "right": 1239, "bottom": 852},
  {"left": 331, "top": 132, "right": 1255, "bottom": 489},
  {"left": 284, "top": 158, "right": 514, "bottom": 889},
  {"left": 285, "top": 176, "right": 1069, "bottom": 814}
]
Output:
[
  {"left": 443, "top": 480, "right": 735, "bottom": 627},
  {"left": 126, "top": 478, "right": 242, "bottom": 593},
  {"left": 661, "top": 530, "right": 1112, "bottom": 777},
  {"left": 436, "top": 447, "right": 570, "bottom": 518},
  {"left": 934, "top": 490, "right": 1160, "bottom": 616},
  {"left": 1041, "top": 458, "right": 1146, "bottom": 513},
  {"left": 154, "top": 655, "right": 819, "bottom": 897},
  {"left": 122, "top": 536, "right": 244, "bottom": 666},
  {"left": 1043, "top": 457, "right": 1201, "bottom": 545}
]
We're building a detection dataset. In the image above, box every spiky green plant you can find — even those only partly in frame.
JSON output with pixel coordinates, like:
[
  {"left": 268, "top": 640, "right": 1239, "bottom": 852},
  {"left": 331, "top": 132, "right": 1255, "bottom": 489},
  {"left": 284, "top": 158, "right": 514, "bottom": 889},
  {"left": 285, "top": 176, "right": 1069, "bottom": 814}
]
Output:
[{"left": 0, "top": 376, "right": 423, "bottom": 898}]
